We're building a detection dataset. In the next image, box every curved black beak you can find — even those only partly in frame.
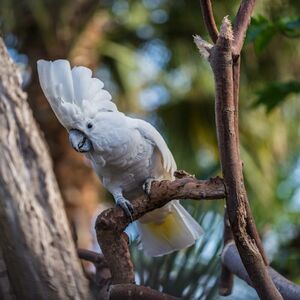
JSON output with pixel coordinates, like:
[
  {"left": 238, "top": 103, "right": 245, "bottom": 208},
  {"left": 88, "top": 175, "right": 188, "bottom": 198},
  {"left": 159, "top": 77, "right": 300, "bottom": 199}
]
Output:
[{"left": 69, "top": 129, "right": 93, "bottom": 153}]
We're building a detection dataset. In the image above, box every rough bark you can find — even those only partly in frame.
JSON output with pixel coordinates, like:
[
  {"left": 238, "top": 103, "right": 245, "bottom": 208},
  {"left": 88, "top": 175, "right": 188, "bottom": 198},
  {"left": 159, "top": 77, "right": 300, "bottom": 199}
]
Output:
[
  {"left": 0, "top": 38, "right": 91, "bottom": 299},
  {"left": 222, "top": 243, "right": 300, "bottom": 300},
  {"left": 0, "top": 247, "right": 15, "bottom": 300},
  {"left": 96, "top": 174, "right": 225, "bottom": 285},
  {"left": 109, "top": 284, "right": 180, "bottom": 300}
]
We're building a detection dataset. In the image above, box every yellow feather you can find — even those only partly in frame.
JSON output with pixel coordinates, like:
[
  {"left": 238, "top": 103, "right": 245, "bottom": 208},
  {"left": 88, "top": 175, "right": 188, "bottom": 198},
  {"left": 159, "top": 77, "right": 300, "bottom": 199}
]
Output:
[{"left": 146, "top": 213, "right": 178, "bottom": 241}]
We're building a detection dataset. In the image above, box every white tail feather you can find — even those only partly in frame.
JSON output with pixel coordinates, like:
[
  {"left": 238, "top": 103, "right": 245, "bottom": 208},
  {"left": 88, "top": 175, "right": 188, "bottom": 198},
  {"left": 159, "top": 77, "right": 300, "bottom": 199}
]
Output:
[{"left": 137, "top": 201, "right": 203, "bottom": 257}]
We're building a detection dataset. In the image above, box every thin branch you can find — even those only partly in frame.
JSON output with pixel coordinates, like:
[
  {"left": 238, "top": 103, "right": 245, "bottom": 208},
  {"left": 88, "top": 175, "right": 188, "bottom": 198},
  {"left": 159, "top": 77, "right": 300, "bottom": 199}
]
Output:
[
  {"left": 232, "top": 25, "right": 269, "bottom": 266},
  {"left": 222, "top": 243, "right": 300, "bottom": 300},
  {"left": 77, "top": 248, "right": 105, "bottom": 265},
  {"left": 232, "top": 0, "right": 256, "bottom": 55},
  {"left": 245, "top": 201, "right": 269, "bottom": 265},
  {"left": 199, "top": 0, "right": 219, "bottom": 43},
  {"left": 219, "top": 209, "right": 234, "bottom": 296},
  {"left": 95, "top": 173, "right": 225, "bottom": 284},
  {"left": 77, "top": 249, "right": 112, "bottom": 300},
  {"left": 232, "top": 55, "right": 241, "bottom": 153},
  {"left": 208, "top": 17, "right": 282, "bottom": 299}
]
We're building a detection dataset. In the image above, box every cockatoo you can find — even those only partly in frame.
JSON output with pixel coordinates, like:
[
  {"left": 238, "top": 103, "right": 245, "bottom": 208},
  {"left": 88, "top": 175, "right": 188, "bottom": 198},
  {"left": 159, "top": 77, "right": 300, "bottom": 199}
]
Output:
[{"left": 37, "top": 59, "right": 203, "bottom": 256}]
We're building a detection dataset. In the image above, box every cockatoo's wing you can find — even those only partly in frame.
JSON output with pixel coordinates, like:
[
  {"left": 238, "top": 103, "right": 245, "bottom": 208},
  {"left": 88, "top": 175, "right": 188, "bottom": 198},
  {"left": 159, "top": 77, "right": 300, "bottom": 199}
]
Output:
[
  {"left": 129, "top": 118, "right": 204, "bottom": 257},
  {"left": 129, "top": 118, "right": 176, "bottom": 176}
]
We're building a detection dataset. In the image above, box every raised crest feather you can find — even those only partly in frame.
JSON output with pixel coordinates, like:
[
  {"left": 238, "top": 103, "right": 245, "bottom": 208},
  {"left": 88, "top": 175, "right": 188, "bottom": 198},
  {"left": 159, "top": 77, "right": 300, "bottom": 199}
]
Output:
[{"left": 37, "top": 59, "right": 115, "bottom": 130}]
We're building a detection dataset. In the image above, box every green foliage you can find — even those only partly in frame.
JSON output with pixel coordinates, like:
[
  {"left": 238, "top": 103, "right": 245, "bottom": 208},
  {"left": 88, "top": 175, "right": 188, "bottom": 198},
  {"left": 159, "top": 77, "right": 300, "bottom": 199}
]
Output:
[
  {"left": 246, "top": 15, "right": 300, "bottom": 53},
  {"left": 252, "top": 81, "right": 300, "bottom": 112}
]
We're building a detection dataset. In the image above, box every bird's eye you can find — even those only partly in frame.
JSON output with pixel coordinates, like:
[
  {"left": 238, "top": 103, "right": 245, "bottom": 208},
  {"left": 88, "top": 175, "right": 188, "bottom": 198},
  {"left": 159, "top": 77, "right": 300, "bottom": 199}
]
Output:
[{"left": 87, "top": 123, "right": 93, "bottom": 129}]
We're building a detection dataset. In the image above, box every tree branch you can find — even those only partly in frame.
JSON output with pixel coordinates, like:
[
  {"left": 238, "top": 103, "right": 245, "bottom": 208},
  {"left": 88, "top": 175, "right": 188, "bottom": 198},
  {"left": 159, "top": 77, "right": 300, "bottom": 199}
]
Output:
[
  {"left": 199, "top": 0, "right": 219, "bottom": 43},
  {"left": 95, "top": 174, "right": 225, "bottom": 285},
  {"left": 109, "top": 284, "right": 180, "bottom": 300},
  {"left": 208, "top": 17, "right": 282, "bottom": 299},
  {"left": 78, "top": 248, "right": 105, "bottom": 265},
  {"left": 232, "top": 0, "right": 256, "bottom": 55},
  {"left": 78, "top": 249, "right": 111, "bottom": 300},
  {"left": 219, "top": 209, "right": 234, "bottom": 296},
  {"left": 222, "top": 243, "right": 300, "bottom": 300},
  {"left": 232, "top": 0, "right": 269, "bottom": 267}
]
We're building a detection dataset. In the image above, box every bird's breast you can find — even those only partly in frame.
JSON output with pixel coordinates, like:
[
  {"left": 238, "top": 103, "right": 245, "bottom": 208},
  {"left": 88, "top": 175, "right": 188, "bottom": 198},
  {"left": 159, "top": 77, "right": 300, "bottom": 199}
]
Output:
[{"left": 88, "top": 128, "right": 155, "bottom": 194}]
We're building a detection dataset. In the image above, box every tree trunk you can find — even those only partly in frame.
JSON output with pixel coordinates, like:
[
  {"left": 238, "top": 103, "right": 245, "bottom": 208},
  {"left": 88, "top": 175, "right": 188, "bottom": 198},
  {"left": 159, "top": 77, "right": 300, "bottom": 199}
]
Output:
[{"left": 0, "top": 38, "right": 91, "bottom": 299}]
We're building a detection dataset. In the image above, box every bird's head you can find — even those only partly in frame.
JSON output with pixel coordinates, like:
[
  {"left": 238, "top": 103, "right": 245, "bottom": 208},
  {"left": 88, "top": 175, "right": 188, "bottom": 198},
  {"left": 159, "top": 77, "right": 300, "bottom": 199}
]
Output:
[
  {"left": 37, "top": 59, "right": 117, "bottom": 154},
  {"left": 68, "top": 128, "right": 93, "bottom": 153}
]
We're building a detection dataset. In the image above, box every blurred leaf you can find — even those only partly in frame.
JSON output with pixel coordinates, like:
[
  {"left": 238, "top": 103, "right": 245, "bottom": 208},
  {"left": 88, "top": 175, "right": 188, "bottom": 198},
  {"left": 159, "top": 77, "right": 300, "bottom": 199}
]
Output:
[
  {"left": 279, "top": 17, "right": 300, "bottom": 37},
  {"left": 26, "top": 0, "right": 51, "bottom": 32},
  {"left": 246, "top": 15, "right": 277, "bottom": 53},
  {"left": 247, "top": 16, "right": 300, "bottom": 53},
  {"left": 252, "top": 81, "right": 300, "bottom": 112}
]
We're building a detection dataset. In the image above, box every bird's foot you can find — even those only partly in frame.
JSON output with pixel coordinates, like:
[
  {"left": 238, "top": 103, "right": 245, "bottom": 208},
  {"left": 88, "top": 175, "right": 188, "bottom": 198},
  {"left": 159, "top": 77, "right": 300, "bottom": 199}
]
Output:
[
  {"left": 116, "top": 197, "right": 134, "bottom": 222},
  {"left": 143, "top": 177, "right": 155, "bottom": 196}
]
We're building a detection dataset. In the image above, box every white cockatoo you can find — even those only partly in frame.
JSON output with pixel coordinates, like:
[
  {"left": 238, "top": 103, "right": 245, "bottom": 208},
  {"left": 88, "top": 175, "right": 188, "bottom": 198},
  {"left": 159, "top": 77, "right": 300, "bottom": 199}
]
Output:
[{"left": 37, "top": 59, "right": 203, "bottom": 256}]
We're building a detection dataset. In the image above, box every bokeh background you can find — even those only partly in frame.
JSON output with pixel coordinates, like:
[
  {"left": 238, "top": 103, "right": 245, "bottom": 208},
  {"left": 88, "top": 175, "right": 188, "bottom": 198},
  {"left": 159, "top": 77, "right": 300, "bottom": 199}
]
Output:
[{"left": 0, "top": 0, "right": 300, "bottom": 299}]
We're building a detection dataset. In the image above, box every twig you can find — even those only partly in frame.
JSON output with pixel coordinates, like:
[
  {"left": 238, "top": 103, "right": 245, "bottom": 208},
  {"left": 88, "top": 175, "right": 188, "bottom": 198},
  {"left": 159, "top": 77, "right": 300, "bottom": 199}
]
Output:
[
  {"left": 199, "top": 0, "right": 219, "bottom": 43},
  {"left": 232, "top": 0, "right": 256, "bottom": 55},
  {"left": 109, "top": 284, "right": 180, "bottom": 300},
  {"left": 207, "top": 16, "right": 282, "bottom": 299},
  {"left": 95, "top": 174, "right": 225, "bottom": 284},
  {"left": 222, "top": 243, "right": 300, "bottom": 300},
  {"left": 77, "top": 248, "right": 106, "bottom": 265}
]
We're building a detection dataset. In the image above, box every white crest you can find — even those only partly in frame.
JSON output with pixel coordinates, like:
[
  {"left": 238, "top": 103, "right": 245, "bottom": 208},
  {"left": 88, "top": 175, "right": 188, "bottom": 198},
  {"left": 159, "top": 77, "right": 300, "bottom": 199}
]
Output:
[{"left": 37, "top": 59, "right": 117, "bottom": 130}]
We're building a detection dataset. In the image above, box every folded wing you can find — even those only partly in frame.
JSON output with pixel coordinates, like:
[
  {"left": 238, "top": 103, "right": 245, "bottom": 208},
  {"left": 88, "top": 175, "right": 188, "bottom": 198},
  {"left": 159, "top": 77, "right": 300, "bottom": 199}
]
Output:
[{"left": 131, "top": 118, "right": 176, "bottom": 176}]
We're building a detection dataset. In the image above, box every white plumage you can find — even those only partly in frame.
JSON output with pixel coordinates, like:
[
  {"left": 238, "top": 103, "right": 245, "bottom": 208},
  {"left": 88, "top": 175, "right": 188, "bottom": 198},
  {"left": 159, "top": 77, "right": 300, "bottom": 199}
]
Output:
[{"left": 37, "top": 59, "right": 203, "bottom": 256}]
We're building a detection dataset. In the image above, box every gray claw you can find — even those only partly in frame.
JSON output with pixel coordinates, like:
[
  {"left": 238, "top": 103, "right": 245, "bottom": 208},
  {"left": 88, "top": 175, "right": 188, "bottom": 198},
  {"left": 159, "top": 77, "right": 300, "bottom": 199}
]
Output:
[
  {"left": 116, "top": 198, "right": 134, "bottom": 222},
  {"left": 143, "top": 177, "right": 155, "bottom": 195}
]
